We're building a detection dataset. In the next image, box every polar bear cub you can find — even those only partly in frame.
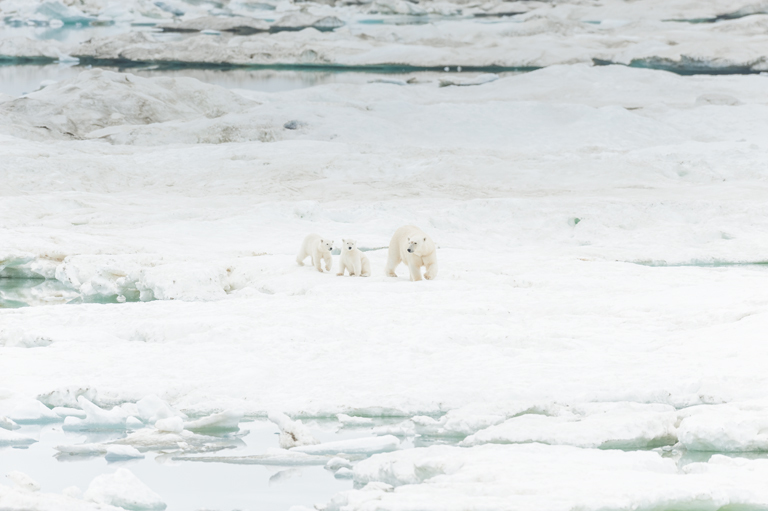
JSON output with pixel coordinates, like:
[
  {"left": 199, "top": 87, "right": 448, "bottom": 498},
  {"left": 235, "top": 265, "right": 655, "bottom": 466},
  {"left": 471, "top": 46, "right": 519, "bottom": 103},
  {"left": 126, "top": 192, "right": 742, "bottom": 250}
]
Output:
[
  {"left": 386, "top": 225, "right": 437, "bottom": 281},
  {"left": 337, "top": 239, "right": 371, "bottom": 277},
  {"left": 297, "top": 234, "right": 334, "bottom": 272}
]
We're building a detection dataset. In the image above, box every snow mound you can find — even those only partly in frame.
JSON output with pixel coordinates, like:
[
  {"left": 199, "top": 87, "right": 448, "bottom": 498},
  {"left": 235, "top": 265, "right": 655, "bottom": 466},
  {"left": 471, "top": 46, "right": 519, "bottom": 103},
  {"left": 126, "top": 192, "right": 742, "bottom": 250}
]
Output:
[
  {"left": 0, "top": 69, "right": 257, "bottom": 143},
  {"left": 84, "top": 468, "right": 166, "bottom": 511},
  {"left": 461, "top": 402, "right": 678, "bottom": 449}
]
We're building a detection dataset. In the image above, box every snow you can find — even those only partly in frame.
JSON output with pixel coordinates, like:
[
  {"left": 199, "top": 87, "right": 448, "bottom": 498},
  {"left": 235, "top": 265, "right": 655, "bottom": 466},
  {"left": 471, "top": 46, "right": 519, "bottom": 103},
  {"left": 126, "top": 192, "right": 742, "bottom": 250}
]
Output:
[
  {"left": 2, "top": 1, "right": 768, "bottom": 507},
  {"left": 324, "top": 443, "right": 768, "bottom": 511},
  {"left": 84, "top": 468, "right": 166, "bottom": 511}
]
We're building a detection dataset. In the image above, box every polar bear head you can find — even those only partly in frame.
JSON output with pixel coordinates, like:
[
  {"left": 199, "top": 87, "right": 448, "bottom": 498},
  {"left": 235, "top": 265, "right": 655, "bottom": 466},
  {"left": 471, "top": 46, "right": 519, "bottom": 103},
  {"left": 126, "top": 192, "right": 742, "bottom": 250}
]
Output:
[
  {"left": 407, "top": 236, "right": 428, "bottom": 255},
  {"left": 319, "top": 239, "right": 334, "bottom": 252},
  {"left": 342, "top": 239, "right": 357, "bottom": 252}
]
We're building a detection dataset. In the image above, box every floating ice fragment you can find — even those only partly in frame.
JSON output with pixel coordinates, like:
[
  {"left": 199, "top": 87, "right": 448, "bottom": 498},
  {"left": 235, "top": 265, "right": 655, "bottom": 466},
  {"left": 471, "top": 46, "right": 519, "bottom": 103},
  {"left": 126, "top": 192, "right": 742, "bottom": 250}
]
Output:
[
  {"left": 0, "top": 428, "right": 36, "bottom": 446},
  {"left": 155, "top": 416, "right": 184, "bottom": 433},
  {"left": 0, "top": 415, "right": 20, "bottom": 430},
  {"left": 2, "top": 398, "right": 59, "bottom": 424},
  {"left": 136, "top": 395, "right": 185, "bottom": 424},
  {"left": 268, "top": 411, "right": 319, "bottom": 449},
  {"left": 105, "top": 445, "right": 145, "bottom": 461},
  {"left": 6, "top": 471, "right": 40, "bottom": 492},
  {"left": 291, "top": 435, "right": 400, "bottom": 455},
  {"left": 334, "top": 467, "right": 354, "bottom": 479},
  {"left": 126, "top": 416, "right": 144, "bottom": 429},
  {"left": 174, "top": 448, "right": 333, "bottom": 465},
  {"left": 184, "top": 409, "right": 243, "bottom": 432},
  {"left": 84, "top": 468, "right": 166, "bottom": 511},
  {"left": 63, "top": 397, "right": 127, "bottom": 431},
  {"left": 325, "top": 457, "right": 354, "bottom": 471},
  {"left": 53, "top": 407, "right": 86, "bottom": 419},
  {"left": 337, "top": 414, "right": 374, "bottom": 426},
  {"left": 55, "top": 443, "right": 108, "bottom": 456},
  {"left": 39, "top": 387, "right": 97, "bottom": 408},
  {"left": 439, "top": 73, "right": 499, "bottom": 88}
]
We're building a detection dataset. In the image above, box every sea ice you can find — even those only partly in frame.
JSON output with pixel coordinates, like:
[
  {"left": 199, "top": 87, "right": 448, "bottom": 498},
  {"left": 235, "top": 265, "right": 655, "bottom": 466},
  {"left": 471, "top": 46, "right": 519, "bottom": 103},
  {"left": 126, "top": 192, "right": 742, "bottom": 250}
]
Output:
[
  {"left": 327, "top": 443, "right": 768, "bottom": 510},
  {"left": 0, "top": 428, "right": 35, "bottom": 446},
  {"left": 183, "top": 409, "right": 243, "bottom": 432},
  {"left": 6, "top": 471, "right": 41, "bottom": 492},
  {"left": 461, "top": 402, "right": 678, "bottom": 449},
  {"left": 62, "top": 397, "right": 127, "bottom": 431},
  {"left": 292, "top": 435, "right": 400, "bottom": 455},
  {"left": 268, "top": 411, "right": 320, "bottom": 449},
  {"left": 84, "top": 468, "right": 166, "bottom": 511}
]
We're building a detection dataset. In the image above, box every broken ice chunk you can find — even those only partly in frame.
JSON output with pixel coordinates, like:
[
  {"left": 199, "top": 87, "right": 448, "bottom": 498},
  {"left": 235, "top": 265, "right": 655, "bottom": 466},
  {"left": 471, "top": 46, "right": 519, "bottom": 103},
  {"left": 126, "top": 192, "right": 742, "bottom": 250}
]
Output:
[
  {"left": 84, "top": 468, "right": 166, "bottom": 511},
  {"left": 268, "top": 411, "right": 319, "bottom": 449},
  {"left": 291, "top": 435, "right": 400, "bottom": 455}
]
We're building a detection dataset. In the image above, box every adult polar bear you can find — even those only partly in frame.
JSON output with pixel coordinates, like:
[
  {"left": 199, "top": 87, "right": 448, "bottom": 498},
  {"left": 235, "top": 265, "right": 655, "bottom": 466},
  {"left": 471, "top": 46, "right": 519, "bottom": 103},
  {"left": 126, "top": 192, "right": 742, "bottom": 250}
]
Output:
[{"left": 386, "top": 225, "right": 437, "bottom": 281}]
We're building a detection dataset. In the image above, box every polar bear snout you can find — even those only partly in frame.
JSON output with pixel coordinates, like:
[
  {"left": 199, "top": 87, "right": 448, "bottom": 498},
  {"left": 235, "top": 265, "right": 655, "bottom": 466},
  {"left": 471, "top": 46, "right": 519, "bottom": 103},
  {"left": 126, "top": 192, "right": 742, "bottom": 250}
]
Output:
[{"left": 407, "top": 248, "right": 413, "bottom": 253}]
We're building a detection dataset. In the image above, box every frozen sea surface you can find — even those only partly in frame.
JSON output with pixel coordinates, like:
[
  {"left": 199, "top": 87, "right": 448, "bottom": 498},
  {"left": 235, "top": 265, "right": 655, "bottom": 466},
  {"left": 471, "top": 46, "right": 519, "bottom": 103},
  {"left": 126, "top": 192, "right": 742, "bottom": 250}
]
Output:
[{"left": 4, "top": 1, "right": 768, "bottom": 509}]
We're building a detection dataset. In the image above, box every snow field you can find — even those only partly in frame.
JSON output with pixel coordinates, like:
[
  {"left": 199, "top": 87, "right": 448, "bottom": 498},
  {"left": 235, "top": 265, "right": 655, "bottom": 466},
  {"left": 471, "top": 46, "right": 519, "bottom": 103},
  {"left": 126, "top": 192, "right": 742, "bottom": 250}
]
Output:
[{"left": 1, "top": 57, "right": 768, "bottom": 509}]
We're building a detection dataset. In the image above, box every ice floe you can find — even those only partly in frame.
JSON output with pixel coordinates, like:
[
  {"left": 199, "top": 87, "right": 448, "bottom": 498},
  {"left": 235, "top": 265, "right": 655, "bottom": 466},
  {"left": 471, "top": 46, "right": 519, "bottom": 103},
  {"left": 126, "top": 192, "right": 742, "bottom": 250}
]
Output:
[
  {"left": 461, "top": 402, "right": 678, "bottom": 449},
  {"left": 268, "top": 411, "right": 320, "bottom": 449},
  {"left": 292, "top": 435, "right": 400, "bottom": 455},
  {"left": 84, "top": 468, "right": 166, "bottom": 511},
  {"left": 325, "top": 443, "right": 768, "bottom": 510}
]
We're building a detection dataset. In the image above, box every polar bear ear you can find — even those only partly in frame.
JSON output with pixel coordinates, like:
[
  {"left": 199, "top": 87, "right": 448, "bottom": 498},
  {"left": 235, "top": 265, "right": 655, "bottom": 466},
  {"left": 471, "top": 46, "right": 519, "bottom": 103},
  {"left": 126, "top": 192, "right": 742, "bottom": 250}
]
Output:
[
  {"left": 319, "top": 239, "right": 323, "bottom": 243},
  {"left": 423, "top": 237, "right": 426, "bottom": 242}
]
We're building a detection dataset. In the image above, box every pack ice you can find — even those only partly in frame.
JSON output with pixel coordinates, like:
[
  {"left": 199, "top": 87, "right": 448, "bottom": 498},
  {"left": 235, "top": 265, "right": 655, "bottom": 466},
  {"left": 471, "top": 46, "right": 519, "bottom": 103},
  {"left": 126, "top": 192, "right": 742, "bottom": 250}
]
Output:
[{"left": 3, "top": 1, "right": 768, "bottom": 508}]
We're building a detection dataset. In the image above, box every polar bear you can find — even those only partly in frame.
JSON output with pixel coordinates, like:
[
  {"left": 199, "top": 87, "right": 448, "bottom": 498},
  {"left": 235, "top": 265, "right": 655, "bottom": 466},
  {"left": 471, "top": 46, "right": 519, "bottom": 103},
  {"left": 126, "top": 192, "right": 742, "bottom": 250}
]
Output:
[
  {"left": 337, "top": 239, "right": 371, "bottom": 277},
  {"left": 297, "top": 234, "right": 334, "bottom": 272},
  {"left": 385, "top": 225, "right": 437, "bottom": 281}
]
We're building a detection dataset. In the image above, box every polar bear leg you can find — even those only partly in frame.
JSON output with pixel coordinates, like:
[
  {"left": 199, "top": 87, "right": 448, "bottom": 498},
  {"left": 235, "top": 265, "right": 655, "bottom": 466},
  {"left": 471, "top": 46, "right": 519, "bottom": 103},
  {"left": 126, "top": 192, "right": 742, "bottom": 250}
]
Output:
[
  {"left": 361, "top": 255, "right": 371, "bottom": 277},
  {"left": 352, "top": 258, "right": 361, "bottom": 277},
  {"left": 424, "top": 259, "right": 438, "bottom": 280},
  {"left": 407, "top": 260, "right": 422, "bottom": 281},
  {"left": 297, "top": 247, "right": 308, "bottom": 266},
  {"left": 314, "top": 253, "right": 324, "bottom": 272},
  {"left": 385, "top": 245, "right": 400, "bottom": 277},
  {"left": 337, "top": 260, "right": 346, "bottom": 276},
  {"left": 323, "top": 252, "right": 332, "bottom": 272}
]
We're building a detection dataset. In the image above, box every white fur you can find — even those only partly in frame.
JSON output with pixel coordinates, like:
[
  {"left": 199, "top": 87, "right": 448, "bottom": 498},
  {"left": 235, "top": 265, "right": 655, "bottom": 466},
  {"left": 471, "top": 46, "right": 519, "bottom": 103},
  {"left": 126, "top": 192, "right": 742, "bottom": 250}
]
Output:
[
  {"left": 297, "top": 234, "right": 334, "bottom": 273},
  {"left": 385, "top": 225, "right": 437, "bottom": 281},
  {"left": 337, "top": 239, "right": 371, "bottom": 277}
]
